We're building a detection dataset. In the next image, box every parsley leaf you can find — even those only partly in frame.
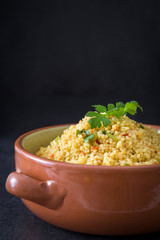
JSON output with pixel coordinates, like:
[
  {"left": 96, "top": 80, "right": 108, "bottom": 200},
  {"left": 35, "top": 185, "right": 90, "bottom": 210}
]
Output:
[
  {"left": 116, "top": 102, "right": 125, "bottom": 108},
  {"left": 85, "top": 100, "right": 143, "bottom": 129},
  {"left": 124, "top": 101, "right": 143, "bottom": 116},
  {"left": 85, "top": 111, "right": 98, "bottom": 117},
  {"left": 88, "top": 113, "right": 111, "bottom": 129},
  {"left": 107, "top": 101, "right": 142, "bottom": 119},
  {"left": 92, "top": 105, "right": 107, "bottom": 113},
  {"left": 107, "top": 107, "right": 124, "bottom": 119},
  {"left": 130, "top": 101, "right": 143, "bottom": 111},
  {"left": 107, "top": 104, "right": 115, "bottom": 111}
]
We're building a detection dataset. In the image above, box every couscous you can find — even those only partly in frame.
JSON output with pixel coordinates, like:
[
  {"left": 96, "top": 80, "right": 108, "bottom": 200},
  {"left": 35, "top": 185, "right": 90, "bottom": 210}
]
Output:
[{"left": 36, "top": 101, "right": 160, "bottom": 166}]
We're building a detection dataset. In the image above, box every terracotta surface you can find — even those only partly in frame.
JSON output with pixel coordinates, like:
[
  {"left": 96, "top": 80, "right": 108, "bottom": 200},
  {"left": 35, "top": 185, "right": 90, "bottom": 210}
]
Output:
[{"left": 6, "top": 124, "right": 160, "bottom": 235}]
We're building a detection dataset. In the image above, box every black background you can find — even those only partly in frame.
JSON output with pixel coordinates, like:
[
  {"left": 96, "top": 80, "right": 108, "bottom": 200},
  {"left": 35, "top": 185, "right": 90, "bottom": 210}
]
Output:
[{"left": 1, "top": 1, "right": 160, "bottom": 239}]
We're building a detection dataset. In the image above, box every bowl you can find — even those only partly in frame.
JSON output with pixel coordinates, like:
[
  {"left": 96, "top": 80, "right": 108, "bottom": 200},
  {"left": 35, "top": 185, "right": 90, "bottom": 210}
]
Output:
[{"left": 6, "top": 124, "right": 160, "bottom": 235}]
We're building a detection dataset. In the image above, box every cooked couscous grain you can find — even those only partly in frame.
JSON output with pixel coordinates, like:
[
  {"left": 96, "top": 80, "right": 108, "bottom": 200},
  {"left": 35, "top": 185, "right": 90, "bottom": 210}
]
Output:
[{"left": 36, "top": 115, "right": 160, "bottom": 166}]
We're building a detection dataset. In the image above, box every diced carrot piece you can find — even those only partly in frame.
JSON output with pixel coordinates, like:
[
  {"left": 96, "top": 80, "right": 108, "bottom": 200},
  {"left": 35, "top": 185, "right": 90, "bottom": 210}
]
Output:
[
  {"left": 92, "top": 146, "right": 99, "bottom": 150},
  {"left": 113, "top": 125, "right": 119, "bottom": 131}
]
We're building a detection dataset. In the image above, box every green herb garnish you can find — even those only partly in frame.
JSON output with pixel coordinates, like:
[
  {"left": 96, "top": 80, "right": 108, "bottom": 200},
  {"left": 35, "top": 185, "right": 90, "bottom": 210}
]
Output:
[
  {"left": 85, "top": 101, "right": 143, "bottom": 129},
  {"left": 102, "top": 130, "right": 106, "bottom": 134},
  {"left": 76, "top": 129, "right": 90, "bottom": 137},
  {"left": 76, "top": 128, "right": 95, "bottom": 143},
  {"left": 123, "top": 163, "right": 130, "bottom": 166},
  {"left": 84, "top": 129, "right": 90, "bottom": 136},
  {"left": 84, "top": 134, "right": 94, "bottom": 143},
  {"left": 139, "top": 124, "right": 145, "bottom": 129},
  {"left": 107, "top": 133, "right": 117, "bottom": 141},
  {"left": 76, "top": 129, "right": 81, "bottom": 137},
  {"left": 85, "top": 111, "right": 111, "bottom": 129},
  {"left": 55, "top": 136, "right": 61, "bottom": 143}
]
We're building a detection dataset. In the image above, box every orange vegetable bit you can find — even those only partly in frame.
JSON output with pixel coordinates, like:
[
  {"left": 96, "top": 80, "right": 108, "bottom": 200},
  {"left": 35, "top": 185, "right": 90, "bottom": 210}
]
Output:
[
  {"left": 113, "top": 125, "right": 119, "bottom": 131},
  {"left": 50, "top": 154, "right": 54, "bottom": 159},
  {"left": 92, "top": 146, "right": 99, "bottom": 150}
]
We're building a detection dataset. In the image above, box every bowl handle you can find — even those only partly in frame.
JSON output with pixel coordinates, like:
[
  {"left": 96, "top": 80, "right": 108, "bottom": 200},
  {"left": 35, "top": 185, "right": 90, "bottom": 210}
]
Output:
[{"left": 5, "top": 171, "right": 67, "bottom": 210}]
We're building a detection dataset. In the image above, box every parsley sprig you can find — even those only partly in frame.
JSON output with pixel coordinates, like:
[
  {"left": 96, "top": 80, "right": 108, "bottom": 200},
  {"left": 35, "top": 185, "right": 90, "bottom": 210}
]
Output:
[{"left": 85, "top": 101, "right": 143, "bottom": 129}]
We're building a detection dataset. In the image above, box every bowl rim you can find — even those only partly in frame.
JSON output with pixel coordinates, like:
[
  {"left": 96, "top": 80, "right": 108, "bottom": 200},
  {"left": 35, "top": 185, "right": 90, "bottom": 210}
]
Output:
[{"left": 15, "top": 123, "right": 160, "bottom": 171}]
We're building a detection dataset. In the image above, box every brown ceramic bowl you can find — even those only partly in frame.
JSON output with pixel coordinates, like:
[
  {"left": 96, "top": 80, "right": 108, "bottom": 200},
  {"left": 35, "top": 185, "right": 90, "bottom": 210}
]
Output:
[{"left": 6, "top": 124, "right": 160, "bottom": 235}]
